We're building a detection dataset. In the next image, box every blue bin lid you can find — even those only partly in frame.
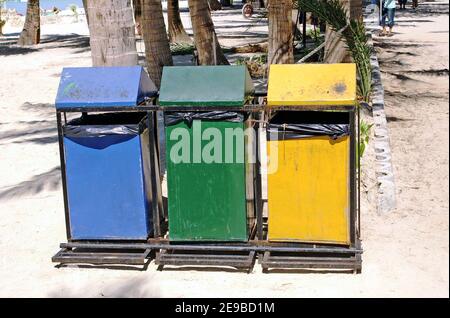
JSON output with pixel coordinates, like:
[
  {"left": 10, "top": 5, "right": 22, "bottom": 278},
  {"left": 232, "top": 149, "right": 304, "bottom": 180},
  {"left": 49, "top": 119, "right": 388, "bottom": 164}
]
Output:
[{"left": 55, "top": 66, "right": 157, "bottom": 109}]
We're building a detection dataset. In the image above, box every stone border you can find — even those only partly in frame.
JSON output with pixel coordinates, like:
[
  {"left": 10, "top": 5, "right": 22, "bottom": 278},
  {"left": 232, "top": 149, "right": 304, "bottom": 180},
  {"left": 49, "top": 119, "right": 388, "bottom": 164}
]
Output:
[{"left": 366, "top": 31, "right": 397, "bottom": 213}]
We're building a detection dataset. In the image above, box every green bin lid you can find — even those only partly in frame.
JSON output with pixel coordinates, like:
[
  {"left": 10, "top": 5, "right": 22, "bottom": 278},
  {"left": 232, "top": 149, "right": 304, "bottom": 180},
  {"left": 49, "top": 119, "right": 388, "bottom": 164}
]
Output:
[{"left": 159, "top": 66, "right": 254, "bottom": 107}]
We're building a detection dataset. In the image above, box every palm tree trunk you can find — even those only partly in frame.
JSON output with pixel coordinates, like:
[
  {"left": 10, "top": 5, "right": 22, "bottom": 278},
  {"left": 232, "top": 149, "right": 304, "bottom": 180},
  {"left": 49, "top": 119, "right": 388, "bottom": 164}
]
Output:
[
  {"left": 85, "top": 0, "right": 138, "bottom": 66},
  {"left": 324, "top": 0, "right": 361, "bottom": 63},
  {"left": 168, "top": 0, "right": 192, "bottom": 44},
  {"left": 349, "top": 0, "right": 362, "bottom": 20},
  {"left": 0, "top": 3, "right": 4, "bottom": 36},
  {"left": 268, "top": 0, "right": 294, "bottom": 65},
  {"left": 82, "top": 0, "right": 89, "bottom": 25},
  {"left": 17, "top": 0, "right": 40, "bottom": 46},
  {"left": 132, "top": 0, "right": 142, "bottom": 35},
  {"left": 188, "top": 0, "right": 229, "bottom": 65},
  {"left": 208, "top": 0, "right": 222, "bottom": 11},
  {"left": 141, "top": 0, "right": 173, "bottom": 88}
]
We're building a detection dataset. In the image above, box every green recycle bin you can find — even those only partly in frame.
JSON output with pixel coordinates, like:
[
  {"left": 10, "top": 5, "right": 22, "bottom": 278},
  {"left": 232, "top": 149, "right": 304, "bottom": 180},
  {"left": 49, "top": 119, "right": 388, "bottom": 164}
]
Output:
[{"left": 159, "top": 66, "right": 256, "bottom": 241}]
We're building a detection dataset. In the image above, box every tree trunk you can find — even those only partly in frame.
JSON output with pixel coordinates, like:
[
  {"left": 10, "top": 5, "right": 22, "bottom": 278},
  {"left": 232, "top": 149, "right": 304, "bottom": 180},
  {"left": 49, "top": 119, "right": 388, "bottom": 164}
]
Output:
[
  {"left": 141, "top": 0, "right": 173, "bottom": 88},
  {"left": 85, "top": 0, "right": 138, "bottom": 66},
  {"left": 17, "top": 0, "right": 40, "bottom": 46},
  {"left": 132, "top": 0, "right": 142, "bottom": 35},
  {"left": 0, "top": 4, "right": 4, "bottom": 36},
  {"left": 188, "top": 0, "right": 229, "bottom": 65},
  {"left": 168, "top": 0, "right": 192, "bottom": 44},
  {"left": 268, "top": 0, "right": 294, "bottom": 65},
  {"left": 82, "top": 0, "right": 89, "bottom": 25},
  {"left": 349, "top": 0, "right": 362, "bottom": 21},
  {"left": 324, "top": 0, "right": 361, "bottom": 63},
  {"left": 208, "top": 0, "right": 222, "bottom": 11}
]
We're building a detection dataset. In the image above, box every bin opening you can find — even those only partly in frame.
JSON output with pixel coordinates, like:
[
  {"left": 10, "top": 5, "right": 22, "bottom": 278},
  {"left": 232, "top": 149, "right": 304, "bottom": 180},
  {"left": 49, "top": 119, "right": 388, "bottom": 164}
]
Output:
[
  {"left": 164, "top": 111, "right": 247, "bottom": 127},
  {"left": 61, "top": 110, "right": 153, "bottom": 240},
  {"left": 268, "top": 111, "right": 350, "bottom": 141},
  {"left": 67, "top": 112, "right": 148, "bottom": 126},
  {"left": 64, "top": 112, "right": 148, "bottom": 138},
  {"left": 270, "top": 111, "right": 349, "bottom": 125}
]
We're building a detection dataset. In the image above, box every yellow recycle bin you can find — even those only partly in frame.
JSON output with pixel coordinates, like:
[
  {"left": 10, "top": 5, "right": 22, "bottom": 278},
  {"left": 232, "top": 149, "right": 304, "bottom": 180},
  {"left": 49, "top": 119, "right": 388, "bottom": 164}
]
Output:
[{"left": 267, "top": 64, "right": 357, "bottom": 245}]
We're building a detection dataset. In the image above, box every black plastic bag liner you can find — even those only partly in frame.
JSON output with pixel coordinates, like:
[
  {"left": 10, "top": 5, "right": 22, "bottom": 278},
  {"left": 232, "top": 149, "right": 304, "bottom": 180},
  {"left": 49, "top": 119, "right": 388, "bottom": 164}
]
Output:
[
  {"left": 64, "top": 112, "right": 148, "bottom": 137},
  {"left": 268, "top": 111, "right": 350, "bottom": 141},
  {"left": 165, "top": 111, "right": 245, "bottom": 127}
]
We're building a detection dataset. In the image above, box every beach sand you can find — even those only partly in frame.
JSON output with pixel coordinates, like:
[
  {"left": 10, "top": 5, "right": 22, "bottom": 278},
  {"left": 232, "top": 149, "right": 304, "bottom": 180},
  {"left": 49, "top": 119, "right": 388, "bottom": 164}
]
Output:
[{"left": 0, "top": 2, "right": 448, "bottom": 297}]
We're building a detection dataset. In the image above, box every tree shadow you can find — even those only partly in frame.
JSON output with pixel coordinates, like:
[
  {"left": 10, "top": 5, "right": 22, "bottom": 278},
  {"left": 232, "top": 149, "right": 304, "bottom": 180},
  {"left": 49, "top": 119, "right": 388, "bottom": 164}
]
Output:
[
  {"left": 385, "top": 89, "right": 446, "bottom": 100},
  {"left": 0, "top": 103, "right": 57, "bottom": 145},
  {"left": 386, "top": 116, "right": 413, "bottom": 123},
  {"left": 398, "top": 3, "right": 449, "bottom": 17},
  {"left": 39, "top": 34, "right": 90, "bottom": 54},
  {"left": 379, "top": 59, "right": 407, "bottom": 67},
  {"left": 0, "top": 34, "right": 90, "bottom": 56},
  {"left": 0, "top": 126, "right": 56, "bottom": 141},
  {"left": 388, "top": 72, "right": 425, "bottom": 82},
  {"left": 405, "top": 69, "right": 449, "bottom": 76},
  {"left": 9, "top": 135, "right": 59, "bottom": 145},
  {"left": 213, "top": 7, "right": 247, "bottom": 14},
  {"left": 21, "top": 101, "right": 54, "bottom": 111},
  {"left": 0, "top": 166, "right": 61, "bottom": 201},
  {"left": 47, "top": 276, "right": 161, "bottom": 297},
  {"left": 373, "top": 40, "right": 428, "bottom": 50},
  {"left": 0, "top": 45, "right": 38, "bottom": 56},
  {"left": 219, "top": 32, "right": 267, "bottom": 40}
]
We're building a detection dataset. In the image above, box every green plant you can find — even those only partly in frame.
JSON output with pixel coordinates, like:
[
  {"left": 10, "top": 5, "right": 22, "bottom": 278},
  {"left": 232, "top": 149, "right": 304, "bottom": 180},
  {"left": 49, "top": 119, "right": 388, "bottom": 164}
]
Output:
[
  {"left": 297, "top": 0, "right": 372, "bottom": 101},
  {"left": 0, "top": 0, "right": 5, "bottom": 36},
  {"left": 358, "top": 119, "right": 374, "bottom": 160},
  {"left": 236, "top": 54, "right": 267, "bottom": 65},
  {"left": 69, "top": 4, "right": 78, "bottom": 22},
  {"left": 236, "top": 54, "right": 267, "bottom": 78},
  {"left": 306, "top": 27, "right": 321, "bottom": 41},
  {"left": 348, "top": 20, "right": 372, "bottom": 101},
  {"left": 0, "top": 20, "right": 5, "bottom": 36},
  {"left": 170, "top": 43, "right": 195, "bottom": 55}
]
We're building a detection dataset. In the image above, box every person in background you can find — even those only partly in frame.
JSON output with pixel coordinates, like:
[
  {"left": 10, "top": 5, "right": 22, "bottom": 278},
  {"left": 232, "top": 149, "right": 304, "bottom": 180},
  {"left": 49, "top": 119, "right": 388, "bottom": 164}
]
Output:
[
  {"left": 399, "top": 0, "right": 407, "bottom": 9},
  {"left": 379, "top": 0, "right": 397, "bottom": 37},
  {"left": 412, "top": 0, "right": 419, "bottom": 9}
]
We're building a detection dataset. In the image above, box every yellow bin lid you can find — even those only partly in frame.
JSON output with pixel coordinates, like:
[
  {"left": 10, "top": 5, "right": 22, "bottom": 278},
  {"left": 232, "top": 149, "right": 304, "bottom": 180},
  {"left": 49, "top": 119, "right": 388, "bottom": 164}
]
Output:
[{"left": 267, "top": 64, "right": 357, "bottom": 106}]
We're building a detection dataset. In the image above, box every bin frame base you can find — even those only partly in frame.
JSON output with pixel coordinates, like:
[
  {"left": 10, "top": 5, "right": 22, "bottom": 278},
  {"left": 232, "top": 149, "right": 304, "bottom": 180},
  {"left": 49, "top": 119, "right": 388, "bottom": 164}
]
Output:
[
  {"left": 52, "top": 246, "right": 152, "bottom": 267},
  {"left": 155, "top": 249, "right": 256, "bottom": 273},
  {"left": 260, "top": 245, "right": 362, "bottom": 274},
  {"left": 52, "top": 239, "right": 362, "bottom": 273}
]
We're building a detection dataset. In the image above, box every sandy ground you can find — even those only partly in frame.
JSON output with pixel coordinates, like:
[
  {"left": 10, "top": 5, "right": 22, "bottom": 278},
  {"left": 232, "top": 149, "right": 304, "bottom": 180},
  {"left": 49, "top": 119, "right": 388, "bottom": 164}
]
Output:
[{"left": 0, "top": 3, "right": 448, "bottom": 297}]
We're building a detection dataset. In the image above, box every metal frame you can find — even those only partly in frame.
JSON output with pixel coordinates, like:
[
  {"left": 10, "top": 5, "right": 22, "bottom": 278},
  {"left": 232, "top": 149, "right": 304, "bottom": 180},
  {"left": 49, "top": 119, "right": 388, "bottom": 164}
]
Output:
[
  {"left": 259, "top": 104, "right": 362, "bottom": 273},
  {"left": 53, "top": 98, "right": 362, "bottom": 272}
]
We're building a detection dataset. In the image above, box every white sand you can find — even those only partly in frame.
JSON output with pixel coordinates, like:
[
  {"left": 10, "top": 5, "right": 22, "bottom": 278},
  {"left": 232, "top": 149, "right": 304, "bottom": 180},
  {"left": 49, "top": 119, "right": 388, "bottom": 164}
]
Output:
[{"left": 0, "top": 2, "right": 448, "bottom": 297}]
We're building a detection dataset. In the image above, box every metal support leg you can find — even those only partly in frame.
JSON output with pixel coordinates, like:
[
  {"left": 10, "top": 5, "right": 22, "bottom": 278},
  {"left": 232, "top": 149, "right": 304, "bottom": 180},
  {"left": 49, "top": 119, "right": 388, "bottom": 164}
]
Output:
[
  {"left": 147, "top": 112, "right": 162, "bottom": 237},
  {"left": 56, "top": 111, "right": 72, "bottom": 241},
  {"left": 349, "top": 109, "right": 357, "bottom": 246}
]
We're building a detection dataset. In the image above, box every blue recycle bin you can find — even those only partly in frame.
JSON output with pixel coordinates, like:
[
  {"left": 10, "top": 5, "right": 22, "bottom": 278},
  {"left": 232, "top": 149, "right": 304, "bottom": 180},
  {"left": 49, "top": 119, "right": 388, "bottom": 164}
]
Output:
[{"left": 55, "top": 66, "right": 158, "bottom": 240}]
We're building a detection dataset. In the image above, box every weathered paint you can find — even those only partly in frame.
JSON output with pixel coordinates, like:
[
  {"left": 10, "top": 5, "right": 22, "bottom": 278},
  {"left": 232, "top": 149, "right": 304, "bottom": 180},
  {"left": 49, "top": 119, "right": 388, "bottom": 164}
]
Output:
[
  {"left": 161, "top": 65, "right": 255, "bottom": 241},
  {"left": 159, "top": 66, "right": 254, "bottom": 107},
  {"left": 267, "top": 64, "right": 357, "bottom": 106},
  {"left": 64, "top": 118, "right": 152, "bottom": 240},
  {"left": 55, "top": 66, "right": 157, "bottom": 109},
  {"left": 267, "top": 136, "right": 350, "bottom": 245},
  {"left": 166, "top": 120, "right": 249, "bottom": 241}
]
